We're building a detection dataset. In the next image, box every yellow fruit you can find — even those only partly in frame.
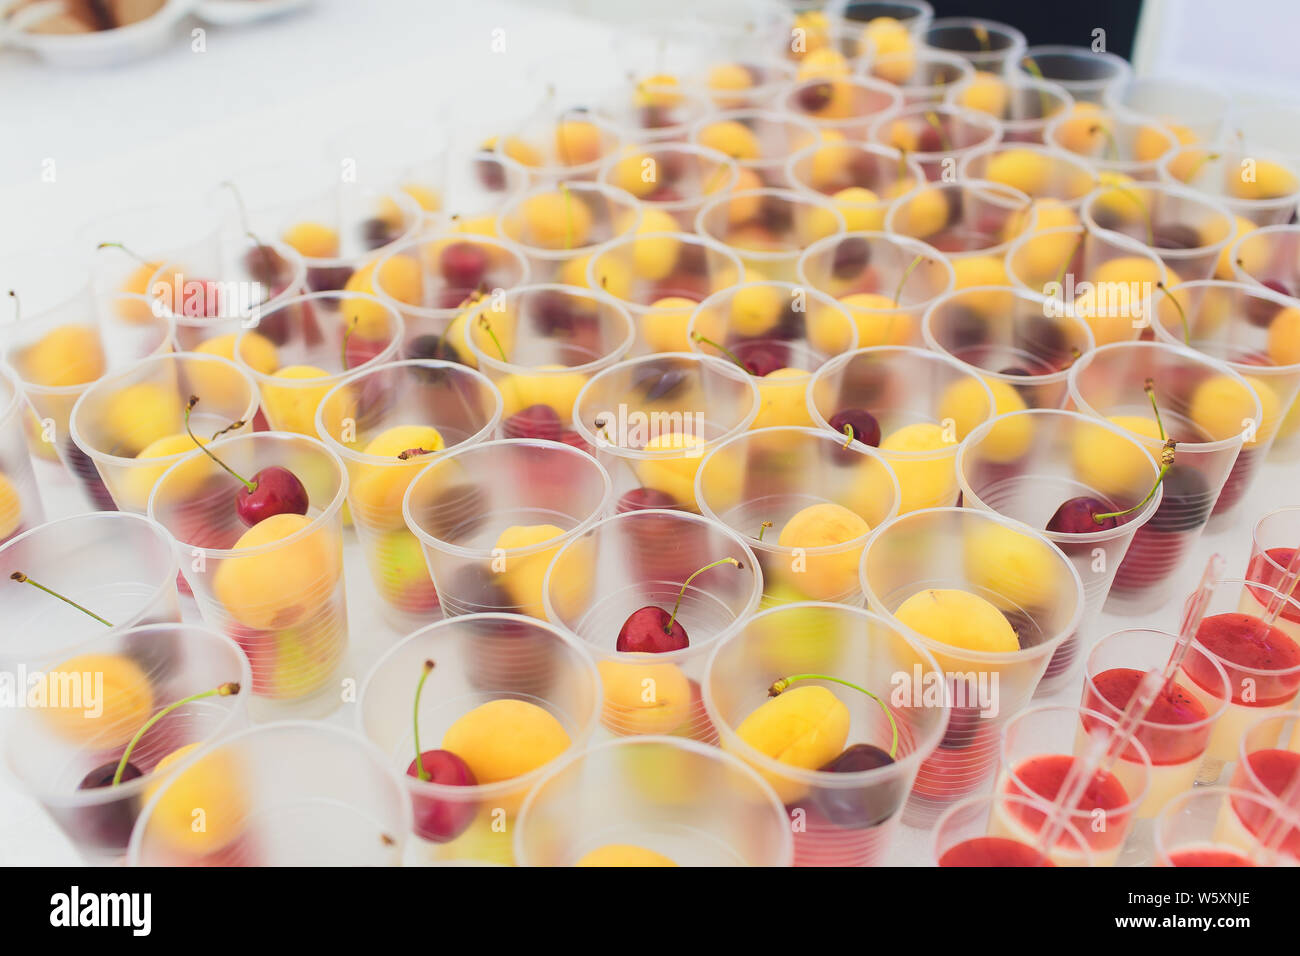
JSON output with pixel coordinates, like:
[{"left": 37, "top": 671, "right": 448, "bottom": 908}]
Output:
[
  {"left": 282, "top": 221, "right": 339, "bottom": 259},
  {"left": 1216, "top": 217, "right": 1256, "bottom": 279},
  {"left": 498, "top": 365, "right": 589, "bottom": 419},
  {"left": 936, "top": 377, "right": 996, "bottom": 442},
  {"left": 776, "top": 502, "right": 871, "bottom": 600},
  {"left": 554, "top": 120, "right": 605, "bottom": 167},
  {"left": 37, "top": 653, "right": 153, "bottom": 749},
  {"left": 642, "top": 297, "right": 697, "bottom": 352},
  {"left": 986, "top": 149, "right": 1052, "bottom": 195},
  {"left": 1071, "top": 422, "right": 1154, "bottom": 497},
  {"left": 839, "top": 293, "right": 915, "bottom": 347},
  {"left": 830, "top": 186, "right": 884, "bottom": 232},
  {"left": 891, "top": 186, "right": 949, "bottom": 239},
  {"left": 635, "top": 73, "right": 683, "bottom": 109},
  {"left": 733, "top": 685, "right": 849, "bottom": 803},
  {"left": 102, "top": 382, "right": 183, "bottom": 456},
  {"left": 350, "top": 425, "right": 446, "bottom": 528},
  {"left": 1090, "top": 170, "right": 1144, "bottom": 223},
  {"left": 17, "top": 325, "right": 105, "bottom": 388},
  {"left": 343, "top": 256, "right": 421, "bottom": 339},
  {"left": 1268, "top": 307, "right": 1300, "bottom": 366},
  {"left": 958, "top": 71, "right": 1010, "bottom": 116},
  {"left": 894, "top": 588, "right": 1019, "bottom": 652},
  {"left": 402, "top": 183, "right": 441, "bottom": 212},
  {"left": 632, "top": 227, "right": 681, "bottom": 282},
  {"left": 963, "top": 522, "right": 1062, "bottom": 610},
  {"left": 151, "top": 747, "right": 248, "bottom": 855},
  {"left": 501, "top": 135, "right": 543, "bottom": 168},
  {"left": 196, "top": 332, "right": 279, "bottom": 376},
  {"left": 442, "top": 699, "right": 571, "bottom": 784},
  {"left": 518, "top": 191, "right": 593, "bottom": 250},
  {"left": 698, "top": 119, "right": 761, "bottom": 160},
  {"left": 493, "top": 523, "right": 567, "bottom": 618},
  {"left": 1135, "top": 125, "right": 1180, "bottom": 163},
  {"left": 0, "top": 472, "right": 20, "bottom": 539},
  {"left": 632, "top": 432, "right": 706, "bottom": 510},
  {"left": 212, "top": 513, "right": 342, "bottom": 630},
  {"left": 752, "top": 368, "right": 812, "bottom": 428},
  {"left": 1229, "top": 158, "right": 1299, "bottom": 200},
  {"left": 1189, "top": 374, "right": 1260, "bottom": 441},
  {"left": 880, "top": 422, "right": 957, "bottom": 513},
  {"left": 969, "top": 379, "right": 1030, "bottom": 461},
  {"left": 120, "top": 432, "right": 207, "bottom": 511},
  {"left": 797, "top": 48, "right": 849, "bottom": 82},
  {"left": 261, "top": 365, "right": 332, "bottom": 435},
  {"left": 1108, "top": 414, "right": 1164, "bottom": 442},
  {"left": 951, "top": 255, "right": 1012, "bottom": 306},
  {"left": 864, "top": 17, "right": 915, "bottom": 83},
  {"left": 576, "top": 845, "right": 677, "bottom": 866},
  {"left": 598, "top": 659, "right": 691, "bottom": 736}
]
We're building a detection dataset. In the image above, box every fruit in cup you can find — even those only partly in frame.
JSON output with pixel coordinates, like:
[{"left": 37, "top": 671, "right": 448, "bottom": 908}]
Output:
[
  {"left": 879, "top": 423, "right": 956, "bottom": 512},
  {"left": 985, "top": 149, "right": 1052, "bottom": 195},
  {"left": 894, "top": 589, "right": 1019, "bottom": 653},
  {"left": 1190, "top": 373, "right": 1270, "bottom": 441},
  {"left": 733, "top": 685, "right": 849, "bottom": 803},
  {"left": 342, "top": 256, "right": 422, "bottom": 336},
  {"left": 643, "top": 297, "right": 698, "bottom": 352},
  {"left": 261, "top": 365, "right": 333, "bottom": 434},
  {"left": 491, "top": 523, "right": 569, "bottom": 619},
  {"left": 1266, "top": 307, "right": 1300, "bottom": 365},
  {"left": 938, "top": 377, "right": 1025, "bottom": 460},
  {"left": 350, "top": 425, "right": 446, "bottom": 528},
  {"left": 371, "top": 529, "right": 438, "bottom": 612},
  {"left": 576, "top": 845, "right": 678, "bottom": 866},
  {"left": 631, "top": 432, "right": 707, "bottom": 509},
  {"left": 519, "top": 189, "right": 593, "bottom": 249},
  {"left": 150, "top": 746, "right": 249, "bottom": 855},
  {"left": 0, "top": 472, "right": 24, "bottom": 540},
  {"left": 212, "top": 513, "right": 341, "bottom": 630},
  {"left": 406, "top": 661, "right": 478, "bottom": 842},
  {"left": 100, "top": 381, "right": 182, "bottom": 455},
  {"left": 962, "top": 522, "right": 1062, "bottom": 611},
  {"left": 775, "top": 502, "right": 871, "bottom": 601},
  {"left": 1229, "top": 159, "right": 1299, "bottom": 200},
  {"left": 498, "top": 366, "right": 589, "bottom": 420},
  {"left": 956, "top": 72, "right": 1010, "bottom": 117},
  {"left": 194, "top": 332, "right": 280, "bottom": 377},
  {"left": 282, "top": 222, "right": 340, "bottom": 259},
  {"left": 35, "top": 652, "right": 152, "bottom": 749},
  {"left": 838, "top": 294, "right": 915, "bottom": 347},
  {"left": 598, "top": 659, "right": 691, "bottom": 735},
  {"left": 814, "top": 743, "right": 901, "bottom": 829},
  {"left": 1070, "top": 420, "right": 1156, "bottom": 496},
  {"left": 616, "top": 557, "right": 742, "bottom": 653},
  {"left": 441, "top": 698, "right": 571, "bottom": 784}
]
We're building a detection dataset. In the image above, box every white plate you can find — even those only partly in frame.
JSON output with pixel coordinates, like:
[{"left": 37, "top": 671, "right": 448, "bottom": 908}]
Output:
[{"left": 2, "top": 0, "right": 198, "bottom": 68}]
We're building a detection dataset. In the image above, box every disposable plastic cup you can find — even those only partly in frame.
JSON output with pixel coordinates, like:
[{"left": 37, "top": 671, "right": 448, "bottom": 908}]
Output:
[
  {"left": 1230, "top": 224, "right": 1300, "bottom": 299},
  {"left": 868, "top": 103, "right": 1001, "bottom": 181},
  {"left": 492, "top": 107, "right": 623, "bottom": 184},
  {"left": 865, "top": 49, "right": 973, "bottom": 107},
  {"left": 1068, "top": 342, "right": 1259, "bottom": 611},
  {"left": 315, "top": 360, "right": 502, "bottom": 628},
  {"left": 1044, "top": 107, "right": 1177, "bottom": 181},
  {"left": 1013, "top": 45, "right": 1132, "bottom": 105},
  {"left": 806, "top": 345, "right": 991, "bottom": 512},
  {"left": 1155, "top": 786, "right": 1300, "bottom": 866},
  {"left": 782, "top": 18, "right": 876, "bottom": 72},
  {"left": 694, "top": 186, "right": 846, "bottom": 282},
  {"left": 0, "top": 366, "right": 45, "bottom": 543},
  {"left": 933, "top": 791, "right": 1094, "bottom": 866},
  {"left": 3, "top": 622, "right": 250, "bottom": 863},
  {"left": 147, "top": 432, "right": 350, "bottom": 719},
  {"left": 402, "top": 439, "right": 612, "bottom": 618},
  {"left": 779, "top": 75, "right": 905, "bottom": 142},
  {"left": 1232, "top": 710, "right": 1300, "bottom": 857},
  {"left": 327, "top": 119, "right": 448, "bottom": 219},
  {"left": 1158, "top": 146, "right": 1300, "bottom": 228},
  {"left": 920, "top": 17, "right": 1027, "bottom": 75},
  {"left": 861, "top": 507, "right": 1085, "bottom": 825},
  {"left": 542, "top": 509, "right": 761, "bottom": 741},
  {"left": 597, "top": 142, "right": 739, "bottom": 230},
  {"left": 1104, "top": 75, "right": 1230, "bottom": 147},
  {"left": 958, "top": 143, "right": 1097, "bottom": 208},
  {"left": 688, "top": 108, "right": 822, "bottom": 188},
  {"left": 357, "top": 613, "right": 599, "bottom": 864},
  {"left": 127, "top": 722, "right": 410, "bottom": 866},
  {"left": 440, "top": 123, "right": 534, "bottom": 223},
  {"left": 703, "top": 602, "right": 948, "bottom": 865},
  {"left": 689, "top": 57, "right": 799, "bottom": 111},
  {"left": 495, "top": 180, "right": 643, "bottom": 282},
  {"left": 68, "top": 352, "right": 257, "bottom": 514},
  {"left": 601, "top": 80, "right": 714, "bottom": 145},
  {"left": 944, "top": 76, "right": 1073, "bottom": 145},
  {"left": 1246, "top": 507, "right": 1300, "bottom": 608},
  {"left": 785, "top": 141, "right": 926, "bottom": 233},
  {"left": 840, "top": 0, "right": 934, "bottom": 35}
]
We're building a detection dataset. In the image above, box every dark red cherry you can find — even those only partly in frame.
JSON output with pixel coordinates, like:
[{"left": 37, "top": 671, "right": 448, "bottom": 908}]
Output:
[
  {"left": 440, "top": 241, "right": 489, "bottom": 291},
  {"left": 78, "top": 760, "right": 143, "bottom": 790},
  {"left": 734, "top": 340, "right": 788, "bottom": 376},
  {"left": 73, "top": 760, "right": 144, "bottom": 850},
  {"left": 1046, "top": 495, "right": 1119, "bottom": 534},
  {"left": 616, "top": 606, "right": 689, "bottom": 653},
  {"left": 244, "top": 244, "right": 290, "bottom": 287},
  {"left": 796, "top": 82, "right": 833, "bottom": 112},
  {"left": 362, "top": 216, "right": 401, "bottom": 250},
  {"left": 1246, "top": 280, "right": 1293, "bottom": 327},
  {"left": 475, "top": 150, "right": 507, "bottom": 191},
  {"left": 407, "top": 332, "right": 467, "bottom": 369},
  {"left": 812, "top": 744, "right": 902, "bottom": 829},
  {"left": 236, "top": 465, "right": 310, "bottom": 527},
  {"left": 1152, "top": 223, "right": 1202, "bottom": 251},
  {"left": 828, "top": 408, "right": 881, "bottom": 447},
  {"left": 504, "top": 404, "right": 567, "bottom": 441},
  {"left": 405, "top": 750, "right": 478, "bottom": 843},
  {"left": 832, "top": 236, "right": 871, "bottom": 279}
]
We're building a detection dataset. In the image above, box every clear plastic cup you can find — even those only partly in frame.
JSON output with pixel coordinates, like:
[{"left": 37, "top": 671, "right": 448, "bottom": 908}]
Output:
[
  {"left": 923, "top": 287, "right": 1094, "bottom": 410},
  {"left": 696, "top": 426, "right": 899, "bottom": 606},
  {"left": 1080, "top": 181, "right": 1237, "bottom": 283},
  {"left": 933, "top": 791, "right": 1095, "bottom": 866},
  {"left": 688, "top": 57, "right": 799, "bottom": 112},
  {"left": 436, "top": 134, "right": 532, "bottom": 230},
  {"left": 1044, "top": 106, "right": 1177, "bottom": 182},
  {"left": 703, "top": 602, "right": 948, "bottom": 865},
  {"left": 1083, "top": 628, "right": 1230, "bottom": 817},
  {"left": 491, "top": 107, "right": 623, "bottom": 185},
  {"left": 694, "top": 186, "right": 846, "bottom": 282},
  {"left": 495, "top": 180, "right": 643, "bottom": 283},
  {"left": 860, "top": 507, "right": 1085, "bottom": 825},
  {"left": 128, "top": 721, "right": 409, "bottom": 866},
  {"left": 1149, "top": 280, "right": 1300, "bottom": 492},
  {"left": 571, "top": 353, "right": 760, "bottom": 511},
  {"left": 1247, "top": 507, "right": 1300, "bottom": 604},
  {"left": 68, "top": 352, "right": 258, "bottom": 514},
  {"left": 315, "top": 360, "right": 502, "bottom": 627},
  {"left": 779, "top": 74, "right": 905, "bottom": 142},
  {"left": 797, "top": 232, "right": 954, "bottom": 347},
  {"left": 597, "top": 142, "right": 739, "bottom": 230},
  {"left": 865, "top": 48, "right": 974, "bottom": 107},
  {"left": 785, "top": 141, "right": 926, "bottom": 232},
  {"left": 1155, "top": 786, "right": 1299, "bottom": 866},
  {"left": 585, "top": 232, "right": 744, "bottom": 355},
  {"left": 1230, "top": 224, "right": 1300, "bottom": 325},
  {"left": 3, "top": 622, "right": 250, "bottom": 863},
  {"left": 0, "top": 365, "right": 45, "bottom": 543},
  {"left": 1234, "top": 711, "right": 1300, "bottom": 840},
  {"left": 867, "top": 103, "right": 1001, "bottom": 181},
  {"left": 601, "top": 79, "right": 715, "bottom": 145},
  {"left": 686, "top": 282, "right": 857, "bottom": 428},
  {"left": 995, "top": 705, "right": 1150, "bottom": 866},
  {"left": 688, "top": 108, "right": 822, "bottom": 189},
  {"left": 1068, "top": 342, "right": 1260, "bottom": 611},
  {"left": 403, "top": 438, "right": 612, "bottom": 617},
  {"left": 959, "top": 143, "right": 1097, "bottom": 208},
  {"left": 944, "top": 76, "right": 1073, "bottom": 145},
  {"left": 1014, "top": 45, "right": 1132, "bottom": 106},
  {"left": 542, "top": 509, "right": 761, "bottom": 741},
  {"left": 956, "top": 410, "right": 1160, "bottom": 693},
  {"left": 147, "top": 432, "right": 350, "bottom": 719},
  {"left": 782, "top": 17, "right": 876, "bottom": 72},
  {"left": 1104, "top": 75, "right": 1230, "bottom": 148},
  {"left": 234, "top": 290, "right": 403, "bottom": 435},
  {"left": 515, "top": 736, "right": 793, "bottom": 866},
  {"left": 1158, "top": 145, "right": 1300, "bottom": 229},
  {"left": 356, "top": 613, "right": 599, "bottom": 864},
  {"left": 0, "top": 512, "right": 180, "bottom": 663},
  {"left": 840, "top": 0, "right": 934, "bottom": 35},
  {"left": 920, "top": 17, "right": 1027, "bottom": 75},
  {"left": 807, "top": 345, "right": 991, "bottom": 512}
]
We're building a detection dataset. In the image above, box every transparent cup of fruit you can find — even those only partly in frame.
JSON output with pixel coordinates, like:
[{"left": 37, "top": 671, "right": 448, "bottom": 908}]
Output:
[
  {"left": 920, "top": 17, "right": 1026, "bottom": 75},
  {"left": 515, "top": 736, "right": 793, "bottom": 866},
  {"left": 597, "top": 142, "right": 739, "bottom": 230},
  {"left": 781, "top": 18, "right": 876, "bottom": 72},
  {"left": 1006, "top": 223, "right": 1179, "bottom": 347},
  {"left": 439, "top": 127, "right": 533, "bottom": 226},
  {"left": 1247, "top": 507, "right": 1300, "bottom": 596},
  {"left": 1082, "top": 628, "right": 1230, "bottom": 818},
  {"left": 1154, "top": 786, "right": 1300, "bottom": 866},
  {"left": 686, "top": 282, "right": 857, "bottom": 428},
  {"left": 542, "top": 509, "right": 761, "bottom": 741},
  {"left": 688, "top": 108, "right": 822, "bottom": 189},
  {"left": 128, "top": 721, "right": 409, "bottom": 866},
  {"left": 1013, "top": 45, "right": 1133, "bottom": 106},
  {"left": 1157, "top": 144, "right": 1300, "bottom": 228},
  {"left": 1234, "top": 711, "right": 1300, "bottom": 846},
  {"left": 995, "top": 704, "right": 1150, "bottom": 865},
  {"left": 958, "top": 143, "right": 1097, "bottom": 208},
  {"left": 3, "top": 622, "right": 250, "bottom": 864},
  {"left": 840, "top": 0, "right": 934, "bottom": 34},
  {"left": 1104, "top": 75, "right": 1230, "bottom": 147},
  {"left": 689, "top": 58, "right": 799, "bottom": 112},
  {"left": 1149, "top": 280, "right": 1300, "bottom": 500},
  {"left": 326, "top": 119, "right": 448, "bottom": 219},
  {"left": 491, "top": 107, "right": 623, "bottom": 185},
  {"left": 601, "top": 79, "right": 715, "bottom": 145},
  {"left": 0, "top": 512, "right": 181, "bottom": 664},
  {"left": 703, "top": 601, "right": 947, "bottom": 865},
  {"left": 955, "top": 410, "right": 1160, "bottom": 693},
  {"left": 585, "top": 232, "right": 744, "bottom": 355},
  {"left": 867, "top": 103, "right": 1001, "bottom": 182},
  {"left": 864, "top": 48, "right": 974, "bottom": 107},
  {"left": 944, "top": 76, "right": 1073, "bottom": 145},
  {"left": 785, "top": 141, "right": 926, "bottom": 232},
  {"left": 797, "top": 232, "right": 954, "bottom": 347},
  {"left": 495, "top": 180, "right": 643, "bottom": 283},
  {"left": 462, "top": 285, "right": 635, "bottom": 444},
  {"left": 68, "top": 351, "right": 258, "bottom": 514},
  {"left": 234, "top": 290, "right": 403, "bottom": 435},
  {"left": 932, "top": 791, "right": 1095, "bottom": 866},
  {"left": 0, "top": 365, "right": 45, "bottom": 544},
  {"left": 147, "top": 432, "right": 349, "bottom": 719},
  {"left": 570, "top": 353, "right": 760, "bottom": 512},
  {"left": 1231, "top": 105, "right": 1300, "bottom": 171},
  {"left": 779, "top": 75, "right": 905, "bottom": 142},
  {"left": 694, "top": 186, "right": 846, "bottom": 283},
  {"left": 1231, "top": 224, "right": 1300, "bottom": 297},
  {"left": 403, "top": 438, "right": 612, "bottom": 617},
  {"left": 356, "top": 613, "right": 599, "bottom": 864},
  {"left": 1080, "top": 181, "right": 1237, "bottom": 283},
  {"left": 860, "top": 507, "right": 1085, "bottom": 825},
  {"left": 807, "top": 346, "right": 991, "bottom": 513},
  {"left": 1043, "top": 107, "right": 1177, "bottom": 182},
  {"left": 315, "top": 360, "right": 502, "bottom": 628}
]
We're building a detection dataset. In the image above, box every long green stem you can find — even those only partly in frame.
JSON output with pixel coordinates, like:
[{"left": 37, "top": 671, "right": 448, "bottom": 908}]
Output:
[
  {"left": 922, "top": 111, "right": 952, "bottom": 152},
  {"left": 185, "top": 396, "right": 255, "bottom": 492},
  {"left": 341, "top": 316, "right": 358, "bottom": 371},
  {"left": 1088, "top": 123, "right": 1120, "bottom": 162},
  {"left": 690, "top": 331, "right": 749, "bottom": 371},
  {"left": 476, "top": 314, "right": 509, "bottom": 362},
  {"left": 1050, "top": 228, "right": 1086, "bottom": 290},
  {"left": 413, "top": 660, "right": 436, "bottom": 781},
  {"left": 1156, "top": 281, "right": 1190, "bottom": 344},
  {"left": 893, "top": 254, "right": 925, "bottom": 307},
  {"left": 1144, "top": 377, "right": 1167, "bottom": 441},
  {"left": 10, "top": 572, "right": 112, "bottom": 626},
  {"left": 112, "top": 682, "right": 240, "bottom": 785},
  {"left": 666, "top": 558, "right": 741, "bottom": 633},
  {"left": 768, "top": 673, "right": 900, "bottom": 758},
  {"left": 1092, "top": 439, "right": 1176, "bottom": 523}
]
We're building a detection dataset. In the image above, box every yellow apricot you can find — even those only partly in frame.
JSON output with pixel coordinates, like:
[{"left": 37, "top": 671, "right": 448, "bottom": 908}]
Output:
[
  {"left": 0, "top": 472, "right": 20, "bottom": 539},
  {"left": 1229, "top": 158, "right": 1299, "bottom": 200},
  {"left": 1268, "top": 307, "right": 1300, "bottom": 366},
  {"left": 958, "top": 71, "right": 1010, "bottom": 116},
  {"left": 120, "top": 432, "right": 208, "bottom": 511},
  {"left": 642, "top": 297, "right": 697, "bottom": 352},
  {"left": 493, "top": 523, "right": 567, "bottom": 618},
  {"left": 102, "top": 382, "right": 183, "bottom": 455},
  {"left": 880, "top": 422, "right": 957, "bottom": 512},
  {"left": 577, "top": 845, "right": 677, "bottom": 866},
  {"left": 776, "top": 502, "right": 871, "bottom": 600},
  {"left": 632, "top": 226, "right": 682, "bottom": 282},
  {"left": 1216, "top": 217, "right": 1256, "bottom": 279},
  {"left": 518, "top": 191, "right": 593, "bottom": 250},
  {"left": 555, "top": 120, "right": 605, "bottom": 167},
  {"left": 892, "top": 186, "right": 949, "bottom": 239},
  {"left": 698, "top": 119, "right": 761, "bottom": 161},
  {"left": 1188, "top": 374, "right": 1260, "bottom": 441},
  {"left": 442, "top": 699, "right": 571, "bottom": 783},
  {"left": 498, "top": 365, "right": 589, "bottom": 419},
  {"left": 38, "top": 653, "right": 153, "bottom": 749},
  {"left": 632, "top": 432, "right": 707, "bottom": 510},
  {"left": 17, "top": 325, "right": 105, "bottom": 388},
  {"left": 936, "top": 377, "right": 994, "bottom": 441},
  {"left": 196, "top": 332, "right": 279, "bottom": 376},
  {"left": 213, "top": 513, "right": 342, "bottom": 630},
  {"left": 733, "top": 685, "right": 849, "bottom": 803},
  {"left": 752, "top": 368, "right": 812, "bottom": 428},
  {"left": 730, "top": 283, "right": 783, "bottom": 336},
  {"left": 894, "top": 588, "right": 1019, "bottom": 652},
  {"left": 838, "top": 293, "right": 915, "bottom": 346},
  {"left": 1071, "top": 420, "right": 1155, "bottom": 497},
  {"left": 986, "top": 149, "right": 1052, "bottom": 195},
  {"left": 282, "top": 221, "right": 339, "bottom": 259},
  {"left": 597, "top": 659, "right": 691, "bottom": 736},
  {"left": 501, "top": 136, "right": 543, "bottom": 168},
  {"left": 829, "top": 186, "right": 883, "bottom": 232},
  {"left": 342, "top": 255, "right": 421, "bottom": 339},
  {"left": 963, "top": 522, "right": 1062, "bottom": 610},
  {"left": 261, "top": 365, "right": 332, "bottom": 435},
  {"left": 953, "top": 378, "right": 1029, "bottom": 462},
  {"left": 151, "top": 747, "right": 249, "bottom": 855},
  {"left": 350, "top": 425, "right": 446, "bottom": 528},
  {"left": 402, "top": 183, "right": 441, "bottom": 212}
]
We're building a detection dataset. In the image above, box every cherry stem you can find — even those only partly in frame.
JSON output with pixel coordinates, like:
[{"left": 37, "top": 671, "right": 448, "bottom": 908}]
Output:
[
  {"left": 1050, "top": 228, "right": 1086, "bottom": 290},
  {"left": 1144, "top": 377, "right": 1167, "bottom": 441},
  {"left": 973, "top": 24, "right": 990, "bottom": 53},
  {"left": 1183, "top": 151, "right": 1220, "bottom": 184},
  {"left": 1022, "top": 57, "right": 1044, "bottom": 82},
  {"left": 186, "top": 396, "right": 255, "bottom": 492},
  {"left": 922, "top": 111, "right": 952, "bottom": 153},
  {"left": 220, "top": 181, "right": 277, "bottom": 285},
  {"left": 10, "top": 572, "right": 112, "bottom": 626},
  {"left": 7, "top": 289, "right": 19, "bottom": 322},
  {"left": 769, "top": 673, "right": 900, "bottom": 759},
  {"left": 1088, "top": 123, "right": 1120, "bottom": 162},
  {"left": 397, "top": 448, "right": 432, "bottom": 461},
  {"left": 893, "top": 254, "right": 925, "bottom": 307},
  {"left": 841, "top": 423, "right": 856, "bottom": 449},
  {"left": 690, "top": 331, "right": 749, "bottom": 372},
  {"left": 413, "top": 660, "right": 435, "bottom": 781},
  {"left": 666, "top": 557, "right": 741, "bottom": 634},
  {"left": 1156, "top": 281, "right": 1190, "bottom": 344},
  {"left": 341, "top": 316, "right": 358, "bottom": 371},
  {"left": 1092, "top": 439, "right": 1176, "bottom": 523},
  {"left": 210, "top": 418, "right": 246, "bottom": 442},
  {"left": 477, "top": 313, "right": 508, "bottom": 362},
  {"left": 112, "top": 682, "right": 240, "bottom": 786},
  {"left": 757, "top": 520, "right": 772, "bottom": 542},
  {"left": 95, "top": 241, "right": 150, "bottom": 266}
]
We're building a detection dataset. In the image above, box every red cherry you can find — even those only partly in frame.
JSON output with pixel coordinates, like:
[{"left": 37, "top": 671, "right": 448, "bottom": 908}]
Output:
[
  {"left": 828, "top": 408, "right": 881, "bottom": 448},
  {"left": 618, "top": 488, "right": 679, "bottom": 512},
  {"left": 503, "top": 404, "right": 566, "bottom": 441},
  {"left": 406, "top": 750, "right": 478, "bottom": 843},
  {"left": 440, "top": 241, "right": 490, "bottom": 292},
  {"left": 235, "top": 465, "right": 309, "bottom": 527},
  {"left": 616, "top": 606, "right": 690, "bottom": 653},
  {"left": 1045, "top": 495, "right": 1119, "bottom": 533}
]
